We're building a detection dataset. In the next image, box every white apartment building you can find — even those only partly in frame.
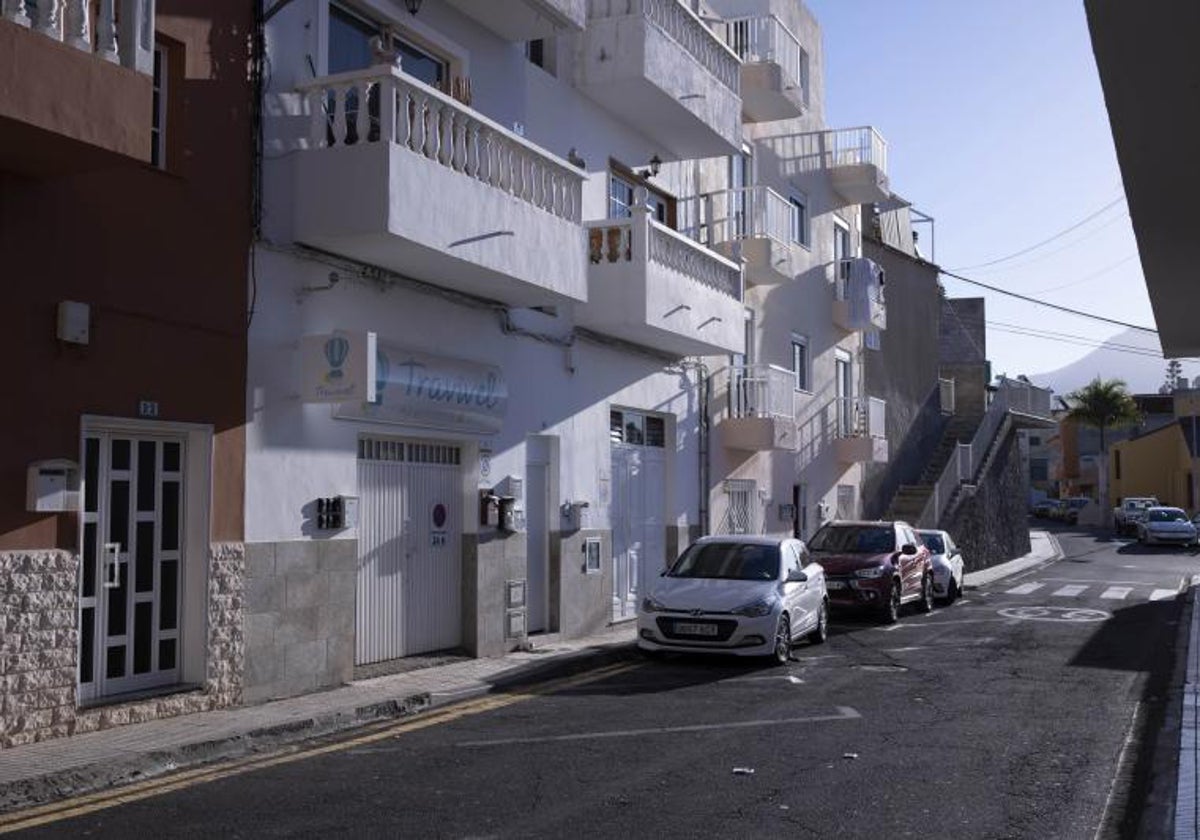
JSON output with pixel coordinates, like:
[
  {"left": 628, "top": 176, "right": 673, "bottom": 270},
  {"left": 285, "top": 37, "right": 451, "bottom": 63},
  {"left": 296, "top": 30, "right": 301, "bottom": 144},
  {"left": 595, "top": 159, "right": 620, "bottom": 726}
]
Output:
[{"left": 249, "top": 0, "right": 901, "bottom": 699}]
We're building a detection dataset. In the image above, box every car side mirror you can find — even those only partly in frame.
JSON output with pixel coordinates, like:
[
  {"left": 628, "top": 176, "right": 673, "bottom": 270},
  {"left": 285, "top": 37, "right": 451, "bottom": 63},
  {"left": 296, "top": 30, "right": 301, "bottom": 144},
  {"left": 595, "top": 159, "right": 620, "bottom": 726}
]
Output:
[
  {"left": 786, "top": 569, "right": 808, "bottom": 583},
  {"left": 901, "top": 543, "right": 918, "bottom": 556}
]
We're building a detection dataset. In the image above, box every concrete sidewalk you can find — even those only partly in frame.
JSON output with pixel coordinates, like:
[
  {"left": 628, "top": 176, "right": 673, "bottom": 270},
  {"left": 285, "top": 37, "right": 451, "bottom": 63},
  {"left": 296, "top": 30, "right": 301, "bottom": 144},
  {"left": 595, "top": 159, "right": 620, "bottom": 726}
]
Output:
[{"left": 0, "top": 529, "right": 1065, "bottom": 815}]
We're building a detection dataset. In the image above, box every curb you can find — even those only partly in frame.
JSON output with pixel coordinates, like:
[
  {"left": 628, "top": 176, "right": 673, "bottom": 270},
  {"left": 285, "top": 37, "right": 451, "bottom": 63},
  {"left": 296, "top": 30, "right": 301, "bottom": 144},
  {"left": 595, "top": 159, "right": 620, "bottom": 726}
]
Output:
[
  {"left": 963, "top": 531, "right": 1064, "bottom": 589},
  {"left": 0, "top": 641, "right": 638, "bottom": 815}
]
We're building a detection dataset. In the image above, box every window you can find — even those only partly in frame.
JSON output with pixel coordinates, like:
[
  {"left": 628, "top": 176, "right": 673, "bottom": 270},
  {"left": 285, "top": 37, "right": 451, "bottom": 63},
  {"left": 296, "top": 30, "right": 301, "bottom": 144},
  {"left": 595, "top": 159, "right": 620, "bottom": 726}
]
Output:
[
  {"left": 836, "top": 484, "right": 857, "bottom": 520},
  {"left": 1114, "top": 449, "right": 1122, "bottom": 480},
  {"left": 1029, "top": 436, "right": 1041, "bottom": 446},
  {"left": 610, "top": 409, "right": 665, "bottom": 448},
  {"left": 793, "top": 483, "right": 808, "bottom": 540},
  {"left": 151, "top": 45, "right": 167, "bottom": 168},
  {"left": 834, "top": 218, "right": 852, "bottom": 289},
  {"left": 329, "top": 3, "right": 447, "bottom": 85},
  {"left": 724, "top": 480, "right": 756, "bottom": 535},
  {"left": 791, "top": 334, "right": 809, "bottom": 392},
  {"left": 608, "top": 172, "right": 670, "bottom": 225},
  {"left": 1030, "top": 459, "right": 1049, "bottom": 482},
  {"left": 526, "top": 38, "right": 557, "bottom": 75},
  {"left": 789, "top": 194, "right": 809, "bottom": 246}
]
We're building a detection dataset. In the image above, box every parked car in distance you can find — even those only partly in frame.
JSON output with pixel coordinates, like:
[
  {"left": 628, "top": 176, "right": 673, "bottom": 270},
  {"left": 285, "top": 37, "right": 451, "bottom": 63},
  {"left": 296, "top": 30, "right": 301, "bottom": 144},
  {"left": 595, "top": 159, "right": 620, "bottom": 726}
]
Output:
[
  {"left": 1135, "top": 507, "right": 1199, "bottom": 547},
  {"left": 1063, "top": 497, "right": 1092, "bottom": 525},
  {"left": 918, "top": 529, "right": 964, "bottom": 604},
  {"left": 807, "top": 520, "right": 933, "bottom": 624},
  {"left": 1114, "top": 496, "right": 1160, "bottom": 536},
  {"left": 637, "top": 536, "right": 828, "bottom": 665},
  {"left": 1031, "top": 499, "right": 1055, "bottom": 518}
]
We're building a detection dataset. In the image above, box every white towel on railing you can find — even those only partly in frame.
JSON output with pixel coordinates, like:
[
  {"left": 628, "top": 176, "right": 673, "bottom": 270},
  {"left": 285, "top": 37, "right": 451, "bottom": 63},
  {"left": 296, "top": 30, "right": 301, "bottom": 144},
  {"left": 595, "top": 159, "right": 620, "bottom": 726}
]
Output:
[{"left": 848, "top": 257, "right": 882, "bottom": 326}]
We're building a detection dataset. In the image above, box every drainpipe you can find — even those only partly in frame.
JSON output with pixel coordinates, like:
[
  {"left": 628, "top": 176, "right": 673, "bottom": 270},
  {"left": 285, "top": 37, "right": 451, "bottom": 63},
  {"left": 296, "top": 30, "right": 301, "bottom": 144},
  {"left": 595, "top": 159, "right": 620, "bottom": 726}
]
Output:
[{"left": 680, "top": 358, "right": 711, "bottom": 537}]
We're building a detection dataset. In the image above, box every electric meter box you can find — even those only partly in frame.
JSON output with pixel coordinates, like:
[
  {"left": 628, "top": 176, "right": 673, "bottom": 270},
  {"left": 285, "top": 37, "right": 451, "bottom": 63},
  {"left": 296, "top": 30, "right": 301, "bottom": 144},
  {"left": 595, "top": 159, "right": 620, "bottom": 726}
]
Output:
[{"left": 27, "top": 459, "right": 81, "bottom": 512}]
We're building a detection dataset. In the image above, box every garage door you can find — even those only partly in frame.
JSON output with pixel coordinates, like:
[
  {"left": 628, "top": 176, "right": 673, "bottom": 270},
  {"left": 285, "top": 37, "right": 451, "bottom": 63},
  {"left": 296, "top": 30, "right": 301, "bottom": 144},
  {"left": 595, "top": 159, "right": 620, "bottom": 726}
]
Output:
[
  {"left": 356, "top": 437, "right": 462, "bottom": 665},
  {"left": 611, "top": 410, "right": 666, "bottom": 622}
]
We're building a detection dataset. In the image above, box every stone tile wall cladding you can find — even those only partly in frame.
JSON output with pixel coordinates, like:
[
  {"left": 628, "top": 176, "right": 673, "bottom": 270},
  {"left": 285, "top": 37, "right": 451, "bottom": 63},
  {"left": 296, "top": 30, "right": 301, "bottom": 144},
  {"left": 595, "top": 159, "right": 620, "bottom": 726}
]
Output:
[
  {"left": 947, "top": 430, "right": 1032, "bottom": 571},
  {"left": 1, "top": 544, "right": 245, "bottom": 749},
  {"left": 243, "top": 539, "right": 356, "bottom": 704}
]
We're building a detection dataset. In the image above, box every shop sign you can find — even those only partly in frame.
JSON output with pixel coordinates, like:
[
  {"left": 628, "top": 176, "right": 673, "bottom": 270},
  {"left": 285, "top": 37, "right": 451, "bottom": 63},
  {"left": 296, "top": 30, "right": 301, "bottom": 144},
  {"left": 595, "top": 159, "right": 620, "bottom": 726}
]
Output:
[
  {"left": 336, "top": 342, "right": 506, "bottom": 435},
  {"left": 301, "top": 331, "right": 377, "bottom": 403}
]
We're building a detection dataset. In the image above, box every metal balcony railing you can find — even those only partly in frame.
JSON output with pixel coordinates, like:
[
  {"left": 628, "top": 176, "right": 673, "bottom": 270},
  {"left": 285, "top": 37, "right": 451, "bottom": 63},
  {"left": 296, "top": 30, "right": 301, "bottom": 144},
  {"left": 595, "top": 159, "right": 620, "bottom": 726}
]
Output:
[
  {"left": 722, "top": 14, "right": 806, "bottom": 99},
  {"left": 726, "top": 363, "right": 796, "bottom": 420},
  {"left": 833, "top": 396, "right": 886, "bottom": 439},
  {"left": 5, "top": 0, "right": 156, "bottom": 74},
  {"left": 765, "top": 126, "right": 889, "bottom": 178},
  {"left": 298, "top": 66, "right": 584, "bottom": 225},
  {"left": 703, "top": 186, "right": 795, "bottom": 248},
  {"left": 586, "top": 0, "right": 741, "bottom": 94}
]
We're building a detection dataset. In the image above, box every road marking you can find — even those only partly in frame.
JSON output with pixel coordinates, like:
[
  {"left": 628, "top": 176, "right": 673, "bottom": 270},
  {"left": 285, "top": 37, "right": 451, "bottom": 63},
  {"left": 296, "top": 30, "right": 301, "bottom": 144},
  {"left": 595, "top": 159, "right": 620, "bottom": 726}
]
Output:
[
  {"left": 1150, "top": 589, "right": 1178, "bottom": 601},
  {"left": 880, "top": 618, "right": 1014, "bottom": 630},
  {"left": 726, "top": 674, "right": 805, "bottom": 685},
  {"left": 1052, "top": 585, "right": 1088, "bottom": 597},
  {"left": 0, "top": 662, "right": 639, "bottom": 835},
  {"left": 1005, "top": 583, "right": 1043, "bottom": 595},
  {"left": 1101, "top": 587, "right": 1132, "bottom": 600},
  {"left": 883, "top": 638, "right": 995, "bottom": 654},
  {"left": 997, "top": 606, "right": 1110, "bottom": 623},
  {"left": 455, "top": 706, "right": 862, "bottom": 748}
]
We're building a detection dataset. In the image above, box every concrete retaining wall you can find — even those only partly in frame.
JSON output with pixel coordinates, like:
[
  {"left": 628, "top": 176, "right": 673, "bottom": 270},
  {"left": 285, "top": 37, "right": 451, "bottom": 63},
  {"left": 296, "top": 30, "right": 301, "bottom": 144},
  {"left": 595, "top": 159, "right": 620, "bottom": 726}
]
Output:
[{"left": 947, "top": 431, "right": 1032, "bottom": 571}]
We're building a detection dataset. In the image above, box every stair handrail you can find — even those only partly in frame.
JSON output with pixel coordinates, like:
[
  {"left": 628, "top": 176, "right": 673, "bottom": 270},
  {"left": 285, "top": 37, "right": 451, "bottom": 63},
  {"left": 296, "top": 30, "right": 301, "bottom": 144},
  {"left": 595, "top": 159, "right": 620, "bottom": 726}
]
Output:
[{"left": 917, "top": 391, "right": 1013, "bottom": 527}]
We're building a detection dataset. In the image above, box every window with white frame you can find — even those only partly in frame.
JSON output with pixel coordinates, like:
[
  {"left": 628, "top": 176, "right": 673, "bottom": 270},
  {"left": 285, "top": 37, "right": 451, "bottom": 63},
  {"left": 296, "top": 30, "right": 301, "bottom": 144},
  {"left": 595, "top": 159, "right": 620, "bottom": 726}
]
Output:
[
  {"left": 834, "top": 217, "right": 852, "bottom": 288},
  {"left": 791, "top": 333, "right": 809, "bottom": 392},
  {"left": 789, "top": 193, "right": 809, "bottom": 247},
  {"left": 724, "top": 479, "right": 757, "bottom": 535}
]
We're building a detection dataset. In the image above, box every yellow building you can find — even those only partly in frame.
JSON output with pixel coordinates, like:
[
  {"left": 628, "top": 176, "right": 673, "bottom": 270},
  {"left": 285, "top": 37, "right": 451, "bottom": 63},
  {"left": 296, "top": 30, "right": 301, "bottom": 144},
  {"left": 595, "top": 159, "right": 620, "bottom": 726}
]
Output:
[{"left": 1109, "top": 391, "right": 1200, "bottom": 514}]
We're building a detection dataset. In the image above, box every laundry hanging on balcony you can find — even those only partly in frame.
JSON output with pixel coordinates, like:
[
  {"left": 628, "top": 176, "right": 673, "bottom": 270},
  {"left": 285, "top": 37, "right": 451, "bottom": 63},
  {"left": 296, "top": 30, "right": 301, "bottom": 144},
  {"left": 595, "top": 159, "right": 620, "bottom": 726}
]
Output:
[{"left": 848, "top": 257, "right": 885, "bottom": 328}]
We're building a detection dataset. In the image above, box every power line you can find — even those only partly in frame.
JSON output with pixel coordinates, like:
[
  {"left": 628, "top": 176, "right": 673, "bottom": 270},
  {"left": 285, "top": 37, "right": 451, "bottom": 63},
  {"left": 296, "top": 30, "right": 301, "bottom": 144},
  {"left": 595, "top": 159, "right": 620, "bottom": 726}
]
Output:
[
  {"left": 949, "top": 195, "right": 1126, "bottom": 271},
  {"left": 969, "top": 213, "right": 1131, "bottom": 276},
  {"left": 1028, "top": 253, "right": 1138, "bottom": 295},
  {"left": 939, "top": 268, "right": 1158, "bottom": 334},
  {"left": 987, "top": 322, "right": 1168, "bottom": 359}
]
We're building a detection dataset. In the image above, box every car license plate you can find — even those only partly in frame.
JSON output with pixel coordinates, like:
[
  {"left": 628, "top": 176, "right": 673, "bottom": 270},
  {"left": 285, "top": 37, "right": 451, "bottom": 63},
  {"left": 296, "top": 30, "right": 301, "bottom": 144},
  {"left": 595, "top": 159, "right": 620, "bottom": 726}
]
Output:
[
  {"left": 826, "top": 580, "right": 845, "bottom": 590},
  {"left": 675, "top": 621, "right": 718, "bottom": 636}
]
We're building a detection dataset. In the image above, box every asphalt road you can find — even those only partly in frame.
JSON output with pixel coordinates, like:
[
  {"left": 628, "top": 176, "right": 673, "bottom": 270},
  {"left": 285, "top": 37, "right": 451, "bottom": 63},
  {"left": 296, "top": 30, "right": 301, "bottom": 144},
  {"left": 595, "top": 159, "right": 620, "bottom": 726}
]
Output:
[{"left": 7, "top": 525, "right": 1197, "bottom": 839}]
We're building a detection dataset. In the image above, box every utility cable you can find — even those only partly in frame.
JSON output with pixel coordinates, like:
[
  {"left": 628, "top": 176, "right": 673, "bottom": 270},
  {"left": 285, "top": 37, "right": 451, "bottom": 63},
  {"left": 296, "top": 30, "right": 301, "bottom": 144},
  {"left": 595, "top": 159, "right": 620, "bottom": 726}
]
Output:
[
  {"left": 969, "top": 213, "right": 1131, "bottom": 276},
  {"left": 939, "top": 268, "right": 1158, "bottom": 334},
  {"left": 949, "top": 195, "right": 1126, "bottom": 271},
  {"left": 1028, "top": 253, "right": 1138, "bottom": 295}
]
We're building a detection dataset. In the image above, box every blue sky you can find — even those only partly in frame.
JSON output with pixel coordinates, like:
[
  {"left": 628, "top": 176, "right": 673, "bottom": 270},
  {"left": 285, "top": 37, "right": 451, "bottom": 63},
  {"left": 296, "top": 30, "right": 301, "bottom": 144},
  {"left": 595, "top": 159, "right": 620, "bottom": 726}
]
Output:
[{"left": 804, "top": 0, "right": 1161, "bottom": 381}]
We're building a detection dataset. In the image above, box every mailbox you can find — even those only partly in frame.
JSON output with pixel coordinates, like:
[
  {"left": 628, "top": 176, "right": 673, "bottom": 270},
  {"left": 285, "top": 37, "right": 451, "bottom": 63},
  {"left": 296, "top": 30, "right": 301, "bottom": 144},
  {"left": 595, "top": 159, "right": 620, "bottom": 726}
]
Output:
[{"left": 27, "top": 459, "right": 80, "bottom": 513}]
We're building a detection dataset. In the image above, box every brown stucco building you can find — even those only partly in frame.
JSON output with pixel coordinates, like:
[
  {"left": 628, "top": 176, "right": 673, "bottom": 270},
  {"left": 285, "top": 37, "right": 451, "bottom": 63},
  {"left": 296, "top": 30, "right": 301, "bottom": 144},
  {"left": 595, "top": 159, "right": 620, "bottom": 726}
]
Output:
[{"left": 0, "top": 0, "right": 251, "bottom": 746}]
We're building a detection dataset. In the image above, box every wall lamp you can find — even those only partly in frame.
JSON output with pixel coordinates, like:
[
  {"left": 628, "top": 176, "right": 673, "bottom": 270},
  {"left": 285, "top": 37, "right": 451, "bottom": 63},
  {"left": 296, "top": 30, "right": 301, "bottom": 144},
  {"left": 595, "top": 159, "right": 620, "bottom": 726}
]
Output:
[
  {"left": 404, "top": 0, "right": 423, "bottom": 14},
  {"left": 638, "top": 154, "right": 662, "bottom": 179}
]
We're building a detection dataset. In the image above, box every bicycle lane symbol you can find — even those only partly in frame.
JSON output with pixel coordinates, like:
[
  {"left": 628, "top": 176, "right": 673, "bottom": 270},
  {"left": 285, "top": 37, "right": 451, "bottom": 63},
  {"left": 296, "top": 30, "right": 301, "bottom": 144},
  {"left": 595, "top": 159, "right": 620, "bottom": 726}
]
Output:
[{"left": 997, "top": 606, "right": 1111, "bottom": 623}]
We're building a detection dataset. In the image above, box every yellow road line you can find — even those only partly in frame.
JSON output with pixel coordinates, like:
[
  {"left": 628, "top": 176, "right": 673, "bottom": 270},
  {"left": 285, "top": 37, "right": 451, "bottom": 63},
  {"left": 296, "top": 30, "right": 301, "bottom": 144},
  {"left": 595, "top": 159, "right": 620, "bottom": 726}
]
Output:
[{"left": 0, "top": 661, "right": 637, "bottom": 835}]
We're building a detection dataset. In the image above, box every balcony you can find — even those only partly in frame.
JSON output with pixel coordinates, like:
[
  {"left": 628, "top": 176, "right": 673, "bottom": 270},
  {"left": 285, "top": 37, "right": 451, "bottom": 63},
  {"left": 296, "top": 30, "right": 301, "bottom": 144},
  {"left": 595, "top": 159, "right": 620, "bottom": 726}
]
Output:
[
  {"left": 832, "top": 258, "right": 887, "bottom": 332},
  {"left": 833, "top": 397, "right": 889, "bottom": 465},
  {"left": 293, "top": 66, "right": 587, "bottom": 308},
  {"left": 764, "top": 126, "right": 890, "bottom": 207},
  {"left": 579, "top": 0, "right": 742, "bottom": 159},
  {"left": 721, "top": 15, "right": 806, "bottom": 122},
  {"left": 443, "top": 0, "right": 585, "bottom": 39},
  {"left": 705, "top": 186, "right": 796, "bottom": 285},
  {"left": 579, "top": 208, "right": 744, "bottom": 356},
  {"left": 716, "top": 364, "right": 796, "bottom": 451},
  {"left": 0, "top": 1, "right": 155, "bottom": 174}
]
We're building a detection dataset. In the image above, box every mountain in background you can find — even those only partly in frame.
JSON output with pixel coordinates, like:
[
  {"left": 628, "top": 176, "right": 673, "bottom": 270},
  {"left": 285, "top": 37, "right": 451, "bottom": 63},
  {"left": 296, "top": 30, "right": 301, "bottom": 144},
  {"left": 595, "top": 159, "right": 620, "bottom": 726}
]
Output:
[{"left": 1025, "top": 327, "right": 1193, "bottom": 398}]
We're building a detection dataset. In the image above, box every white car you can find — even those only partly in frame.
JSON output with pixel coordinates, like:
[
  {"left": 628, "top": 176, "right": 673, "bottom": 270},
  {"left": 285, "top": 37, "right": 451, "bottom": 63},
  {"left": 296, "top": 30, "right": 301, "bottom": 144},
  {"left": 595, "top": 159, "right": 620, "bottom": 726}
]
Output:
[
  {"left": 917, "top": 528, "right": 964, "bottom": 604},
  {"left": 1136, "top": 507, "right": 1198, "bottom": 546},
  {"left": 637, "top": 536, "right": 828, "bottom": 665}
]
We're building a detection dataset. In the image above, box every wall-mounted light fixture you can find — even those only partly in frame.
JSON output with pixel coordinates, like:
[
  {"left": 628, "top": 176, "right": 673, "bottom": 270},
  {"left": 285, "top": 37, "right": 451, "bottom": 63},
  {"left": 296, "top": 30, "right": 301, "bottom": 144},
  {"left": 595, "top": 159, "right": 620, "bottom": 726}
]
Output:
[
  {"left": 638, "top": 154, "right": 662, "bottom": 179},
  {"left": 404, "top": 0, "right": 423, "bottom": 14}
]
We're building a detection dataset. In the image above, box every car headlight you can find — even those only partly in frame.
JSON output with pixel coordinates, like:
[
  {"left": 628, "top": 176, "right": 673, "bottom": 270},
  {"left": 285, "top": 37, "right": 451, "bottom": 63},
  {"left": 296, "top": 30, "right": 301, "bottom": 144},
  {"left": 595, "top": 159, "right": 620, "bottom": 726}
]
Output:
[
  {"left": 641, "top": 596, "right": 668, "bottom": 613},
  {"left": 854, "top": 566, "right": 888, "bottom": 579},
  {"left": 731, "top": 596, "right": 778, "bottom": 617}
]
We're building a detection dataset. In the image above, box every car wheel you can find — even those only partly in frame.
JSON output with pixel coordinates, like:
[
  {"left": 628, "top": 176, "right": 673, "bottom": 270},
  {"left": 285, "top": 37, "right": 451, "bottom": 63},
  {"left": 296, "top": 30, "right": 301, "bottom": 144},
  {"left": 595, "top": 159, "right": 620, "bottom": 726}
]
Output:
[
  {"left": 880, "top": 581, "right": 901, "bottom": 625},
  {"left": 942, "top": 578, "right": 958, "bottom": 606},
  {"left": 808, "top": 601, "right": 828, "bottom": 645},
  {"left": 918, "top": 574, "right": 934, "bottom": 614},
  {"left": 771, "top": 614, "right": 792, "bottom": 665}
]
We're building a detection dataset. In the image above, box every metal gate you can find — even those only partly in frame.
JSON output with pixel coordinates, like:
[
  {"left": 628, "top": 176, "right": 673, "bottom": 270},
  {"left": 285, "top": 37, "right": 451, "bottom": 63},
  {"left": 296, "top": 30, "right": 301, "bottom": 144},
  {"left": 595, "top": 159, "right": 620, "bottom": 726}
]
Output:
[{"left": 356, "top": 437, "right": 462, "bottom": 664}]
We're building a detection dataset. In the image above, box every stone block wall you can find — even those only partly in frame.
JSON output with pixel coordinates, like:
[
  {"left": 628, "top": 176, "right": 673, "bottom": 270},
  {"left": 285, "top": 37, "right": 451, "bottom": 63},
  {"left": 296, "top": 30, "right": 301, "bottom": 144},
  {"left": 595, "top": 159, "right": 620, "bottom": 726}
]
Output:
[
  {"left": 558, "top": 528, "right": 610, "bottom": 640},
  {"left": 0, "top": 551, "right": 79, "bottom": 748},
  {"left": 946, "top": 429, "right": 1032, "bottom": 570},
  {"left": 242, "top": 539, "right": 356, "bottom": 704},
  {"left": 2, "top": 544, "right": 246, "bottom": 749}
]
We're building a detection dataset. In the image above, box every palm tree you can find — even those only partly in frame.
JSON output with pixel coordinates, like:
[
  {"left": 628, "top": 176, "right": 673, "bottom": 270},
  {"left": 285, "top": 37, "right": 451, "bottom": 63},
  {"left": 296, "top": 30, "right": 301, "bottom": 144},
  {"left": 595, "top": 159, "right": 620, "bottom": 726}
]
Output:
[{"left": 1063, "top": 377, "right": 1141, "bottom": 454}]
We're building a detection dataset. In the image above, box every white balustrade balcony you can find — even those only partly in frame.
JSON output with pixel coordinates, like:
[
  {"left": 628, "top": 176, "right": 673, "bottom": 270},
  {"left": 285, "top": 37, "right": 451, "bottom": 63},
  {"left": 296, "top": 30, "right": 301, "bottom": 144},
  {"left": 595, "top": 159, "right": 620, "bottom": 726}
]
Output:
[
  {"left": 580, "top": 0, "right": 742, "bottom": 159},
  {"left": 715, "top": 363, "right": 796, "bottom": 451},
  {"left": 580, "top": 209, "right": 744, "bottom": 356},
  {"left": 832, "top": 396, "right": 889, "bottom": 464},
  {"left": 1, "top": 0, "right": 156, "bottom": 169},
  {"left": 764, "top": 126, "right": 890, "bottom": 206},
  {"left": 294, "top": 66, "right": 587, "bottom": 308},
  {"left": 722, "top": 14, "right": 807, "bottom": 122},
  {"left": 705, "top": 186, "right": 797, "bottom": 285},
  {"left": 833, "top": 257, "right": 887, "bottom": 332},
  {"left": 444, "top": 0, "right": 585, "bottom": 39}
]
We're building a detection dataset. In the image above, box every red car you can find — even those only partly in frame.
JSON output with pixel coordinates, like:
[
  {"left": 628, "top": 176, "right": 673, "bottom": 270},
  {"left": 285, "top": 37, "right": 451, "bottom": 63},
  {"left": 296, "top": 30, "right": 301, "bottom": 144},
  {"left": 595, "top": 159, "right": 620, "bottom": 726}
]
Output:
[{"left": 806, "top": 520, "right": 934, "bottom": 623}]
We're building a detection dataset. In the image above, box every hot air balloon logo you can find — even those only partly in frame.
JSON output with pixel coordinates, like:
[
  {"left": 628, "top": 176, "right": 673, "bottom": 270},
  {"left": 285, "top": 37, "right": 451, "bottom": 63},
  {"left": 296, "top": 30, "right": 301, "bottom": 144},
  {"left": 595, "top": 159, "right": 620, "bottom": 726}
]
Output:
[{"left": 323, "top": 336, "right": 350, "bottom": 381}]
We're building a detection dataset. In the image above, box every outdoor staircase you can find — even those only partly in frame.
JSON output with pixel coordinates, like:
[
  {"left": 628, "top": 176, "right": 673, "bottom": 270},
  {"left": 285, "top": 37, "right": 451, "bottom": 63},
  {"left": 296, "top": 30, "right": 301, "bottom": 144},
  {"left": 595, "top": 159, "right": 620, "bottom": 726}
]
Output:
[{"left": 884, "top": 413, "right": 982, "bottom": 524}]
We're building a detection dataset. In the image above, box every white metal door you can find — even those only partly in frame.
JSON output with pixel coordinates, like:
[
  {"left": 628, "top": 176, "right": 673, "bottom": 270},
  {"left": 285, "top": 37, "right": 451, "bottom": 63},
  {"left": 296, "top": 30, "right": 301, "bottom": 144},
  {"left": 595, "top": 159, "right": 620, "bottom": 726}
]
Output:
[
  {"left": 525, "top": 458, "right": 549, "bottom": 633},
  {"left": 79, "top": 432, "right": 184, "bottom": 701},
  {"left": 357, "top": 437, "right": 462, "bottom": 664},
  {"left": 611, "top": 423, "right": 667, "bottom": 621}
]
